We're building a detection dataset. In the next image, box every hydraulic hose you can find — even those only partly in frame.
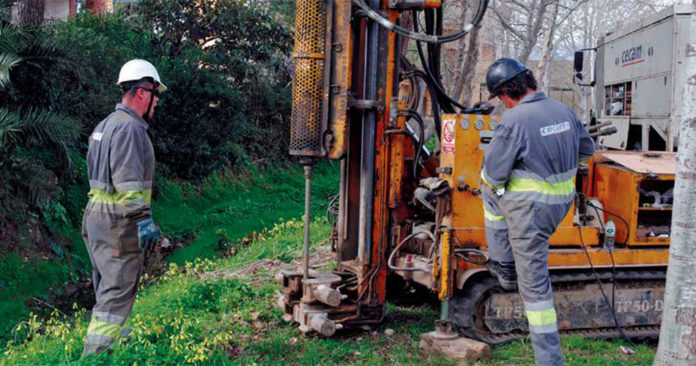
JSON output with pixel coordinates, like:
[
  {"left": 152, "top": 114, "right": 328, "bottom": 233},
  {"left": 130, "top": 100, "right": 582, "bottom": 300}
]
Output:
[
  {"left": 402, "top": 110, "right": 426, "bottom": 179},
  {"left": 412, "top": 10, "right": 480, "bottom": 113},
  {"left": 352, "top": 0, "right": 489, "bottom": 44},
  {"left": 454, "top": 248, "right": 488, "bottom": 265},
  {"left": 387, "top": 230, "right": 435, "bottom": 272},
  {"left": 402, "top": 68, "right": 443, "bottom": 138}
]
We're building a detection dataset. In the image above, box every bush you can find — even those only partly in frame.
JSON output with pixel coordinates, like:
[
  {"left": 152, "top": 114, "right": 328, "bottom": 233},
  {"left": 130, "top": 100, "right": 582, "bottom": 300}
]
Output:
[
  {"left": 0, "top": 10, "right": 83, "bottom": 252},
  {"left": 44, "top": 1, "right": 293, "bottom": 180}
]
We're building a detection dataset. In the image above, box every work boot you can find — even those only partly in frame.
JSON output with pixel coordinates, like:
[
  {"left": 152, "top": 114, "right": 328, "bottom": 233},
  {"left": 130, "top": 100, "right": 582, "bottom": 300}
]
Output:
[{"left": 487, "top": 260, "right": 517, "bottom": 290}]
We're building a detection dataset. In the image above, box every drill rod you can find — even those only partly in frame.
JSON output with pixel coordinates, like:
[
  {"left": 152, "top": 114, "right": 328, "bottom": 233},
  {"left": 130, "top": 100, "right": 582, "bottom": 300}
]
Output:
[{"left": 302, "top": 160, "right": 314, "bottom": 280}]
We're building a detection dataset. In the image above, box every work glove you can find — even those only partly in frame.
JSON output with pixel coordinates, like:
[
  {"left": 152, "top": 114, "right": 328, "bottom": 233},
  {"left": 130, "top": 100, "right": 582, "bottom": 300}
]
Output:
[{"left": 137, "top": 218, "right": 160, "bottom": 250}]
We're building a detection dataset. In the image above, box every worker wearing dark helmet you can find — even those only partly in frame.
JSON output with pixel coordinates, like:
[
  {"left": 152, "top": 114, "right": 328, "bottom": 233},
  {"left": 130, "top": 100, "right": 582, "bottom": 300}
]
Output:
[
  {"left": 480, "top": 58, "right": 594, "bottom": 365},
  {"left": 81, "top": 59, "right": 166, "bottom": 356}
]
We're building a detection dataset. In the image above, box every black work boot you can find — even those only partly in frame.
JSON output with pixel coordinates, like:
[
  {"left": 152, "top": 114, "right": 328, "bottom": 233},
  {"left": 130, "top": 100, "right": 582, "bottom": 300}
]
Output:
[{"left": 487, "top": 260, "right": 517, "bottom": 290}]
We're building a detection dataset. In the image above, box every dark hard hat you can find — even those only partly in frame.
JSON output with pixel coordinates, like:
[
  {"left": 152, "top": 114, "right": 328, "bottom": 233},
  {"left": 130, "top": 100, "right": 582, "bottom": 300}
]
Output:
[{"left": 486, "top": 58, "right": 529, "bottom": 99}]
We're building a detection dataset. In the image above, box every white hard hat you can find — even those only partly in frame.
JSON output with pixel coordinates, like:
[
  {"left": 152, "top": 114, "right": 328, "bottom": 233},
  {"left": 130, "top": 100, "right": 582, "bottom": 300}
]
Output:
[{"left": 117, "top": 59, "right": 167, "bottom": 93}]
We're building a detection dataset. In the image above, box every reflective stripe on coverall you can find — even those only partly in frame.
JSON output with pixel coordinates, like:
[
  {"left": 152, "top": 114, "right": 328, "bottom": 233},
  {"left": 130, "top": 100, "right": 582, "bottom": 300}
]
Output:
[
  {"left": 81, "top": 104, "right": 155, "bottom": 356},
  {"left": 481, "top": 92, "right": 595, "bottom": 366}
]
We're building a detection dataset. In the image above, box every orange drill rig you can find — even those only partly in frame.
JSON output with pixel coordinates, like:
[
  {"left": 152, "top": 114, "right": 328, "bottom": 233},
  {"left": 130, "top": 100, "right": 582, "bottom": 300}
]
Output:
[{"left": 277, "top": 0, "right": 672, "bottom": 344}]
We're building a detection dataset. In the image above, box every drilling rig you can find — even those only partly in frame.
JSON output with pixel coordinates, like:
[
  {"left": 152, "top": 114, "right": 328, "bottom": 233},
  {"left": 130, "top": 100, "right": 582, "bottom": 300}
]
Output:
[{"left": 277, "top": 0, "right": 673, "bottom": 345}]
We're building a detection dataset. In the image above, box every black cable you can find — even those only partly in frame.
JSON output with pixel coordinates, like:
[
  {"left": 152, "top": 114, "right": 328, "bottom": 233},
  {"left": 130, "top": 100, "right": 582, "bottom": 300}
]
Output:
[
  {"left": 402, "top": 68, "right": 442, "bottom": 139},
  {"left": 403, "top": 110, "right": 425, "bottom": 180},
  {"left": 586, "top": 200, "right": 630, "bottom": 246},
  {"left": 581, "top": 191, "right": 622, "bottom": 328},
  {"left": 415, "top": 40, "right": 454, "bottom": 113},
  {"left": 398, "top": 56, "right": 420, "bottom": 110},
  {"left": 352, "top": 0, "right": 489, "bottom": 44},
  {"left": 576, "top": 192, "right": 637, "bottom": 347},
  {"left": 434, "top": 7, "right": 443, "bottom": 82},
  {"left": 424, "top": 9, "right": 437, "bottom": 84},
  {"left": 587, "top": 203, "right": 620, "bottom": 324},
  {"left": 576, "top": 225, "right": 637, "bottom": 348},
  {"left": 412, "top": 10, "right": 458, "bottom": 113}
]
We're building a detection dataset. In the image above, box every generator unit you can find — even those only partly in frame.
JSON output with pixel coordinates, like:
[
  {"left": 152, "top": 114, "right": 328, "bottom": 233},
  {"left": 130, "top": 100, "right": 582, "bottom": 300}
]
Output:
[{"left": 574, "top": 4, "right": 694, "bottom": 151}]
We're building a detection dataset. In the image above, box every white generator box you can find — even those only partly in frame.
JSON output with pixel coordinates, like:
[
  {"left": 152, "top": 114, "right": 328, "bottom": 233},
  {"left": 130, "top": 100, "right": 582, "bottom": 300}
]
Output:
[{"left": 592, "top": 5, "right": 693, "bottom": 151}]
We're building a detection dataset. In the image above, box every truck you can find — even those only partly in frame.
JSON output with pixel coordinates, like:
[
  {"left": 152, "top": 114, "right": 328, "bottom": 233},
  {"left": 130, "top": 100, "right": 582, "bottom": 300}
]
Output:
[{"left": 574, "top": 4, "right": 694, "bottom": 151}]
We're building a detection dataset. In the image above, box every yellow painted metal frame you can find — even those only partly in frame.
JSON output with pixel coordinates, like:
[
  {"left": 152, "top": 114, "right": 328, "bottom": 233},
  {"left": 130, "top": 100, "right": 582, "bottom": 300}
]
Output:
[
  {"left": 438, "top": 114, "right": 600, "bottom": 248},
  {"left": 435, "top": 113, "right": 670, "bottom": 291},
  {"left": 592, "top": 159, "right": 674, "bottom": 246},
  {"left": 326, "top": 0, "right": 354, "bottom": 159}
]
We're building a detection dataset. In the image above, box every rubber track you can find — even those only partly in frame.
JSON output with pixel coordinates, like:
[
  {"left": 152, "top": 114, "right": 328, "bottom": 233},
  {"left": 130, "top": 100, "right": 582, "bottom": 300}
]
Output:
[{"left": 452, "top": 269, "right": 665, "bottom": 345}]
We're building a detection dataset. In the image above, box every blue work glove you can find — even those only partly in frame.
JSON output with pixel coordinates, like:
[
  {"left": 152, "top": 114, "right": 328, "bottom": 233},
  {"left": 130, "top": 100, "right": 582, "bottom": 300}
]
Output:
[{"left": 137, "top": 218, "right": 160, "bottom": 250}]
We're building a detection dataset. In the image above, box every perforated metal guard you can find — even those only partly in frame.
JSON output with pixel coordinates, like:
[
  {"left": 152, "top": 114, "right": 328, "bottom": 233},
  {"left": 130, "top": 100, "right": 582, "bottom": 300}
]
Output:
[{"left": 289, "top": 0, "right": 327, "bottom": 157}]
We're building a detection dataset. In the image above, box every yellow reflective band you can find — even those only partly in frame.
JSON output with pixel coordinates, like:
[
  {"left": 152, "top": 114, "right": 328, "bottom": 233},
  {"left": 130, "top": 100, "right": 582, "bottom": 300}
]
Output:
[
  {"left": 507, "top": 178, "right": 574, "bottom": 196},
  {"left": 579, "top": 158, "right": 589, "bottom": 165},
  {"left": 89, "top": 189, "right": 152, "bottom": 205},
  {"left": 480, "top": 170, "right": 489, "bottom": 186},
  {"left": 483, "top": 207, "right": 505, "bottom": 222},
  {"left": 86, "top": 318, "right": 121, "bottom": 338},
  {"left": 526, "top": 308, "right": 557, "bottom": 326},
  {"left": 480, "top": 169, "right": 504, "bottom": 190}
]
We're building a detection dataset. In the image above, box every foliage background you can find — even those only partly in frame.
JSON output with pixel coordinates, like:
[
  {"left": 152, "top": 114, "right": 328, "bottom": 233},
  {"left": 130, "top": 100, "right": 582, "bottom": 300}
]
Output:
[
  {"left": 1, "top": 0, "right": 294, "bottom": 253},
  {"left": 0, "top": 0, "right": 295, "bottom": 344}
]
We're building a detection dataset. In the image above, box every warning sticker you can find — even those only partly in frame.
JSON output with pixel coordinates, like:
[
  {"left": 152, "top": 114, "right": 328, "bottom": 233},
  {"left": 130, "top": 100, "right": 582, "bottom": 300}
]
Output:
[{"left": 442, "top": 118, "right": 456, "bottom": 153}]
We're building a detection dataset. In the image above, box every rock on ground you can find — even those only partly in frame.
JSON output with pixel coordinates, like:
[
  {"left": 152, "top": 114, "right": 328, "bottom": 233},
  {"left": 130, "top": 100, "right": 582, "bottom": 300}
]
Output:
[{"left": 419, "top": 332, "right": 491, "bottom": 364}]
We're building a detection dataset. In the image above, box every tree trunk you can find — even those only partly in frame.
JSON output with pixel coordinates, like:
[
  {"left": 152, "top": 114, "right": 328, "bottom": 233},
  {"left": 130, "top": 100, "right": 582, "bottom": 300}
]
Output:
[
  {"left": 518, "top": 0, "right": 548, "bottom": 64},
  {"left": 459, "top": 24, "right": 480, "bottom": 106},
  {"left": 536, "top": 0, "right": 560, "bottom": 92},
  {"left": 654, "top": 2, "right": 696, "bottom": 364},
  {"left": 16, "top": 0, "right": 44, "bottom": 26},
  {"left": 441, "top": 0, "right": 466, "bottom": 95},
  {"left": 580, "top": 1, "right": 592, "bottom": 123},
  {"left": 451, "top": 1, "right": 471, "bottom": 101}
]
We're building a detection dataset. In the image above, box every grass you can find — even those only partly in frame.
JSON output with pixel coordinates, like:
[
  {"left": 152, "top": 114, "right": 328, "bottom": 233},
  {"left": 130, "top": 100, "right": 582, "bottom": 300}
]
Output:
[
  {"left": 0, "top": 161, "right": 657, "bottom": 365},
  {"left": 155, "top": 162, "right": 339, "bottom": 265},
  {"left": 1, "top": 217, "right": 656, "bottom": 365},
  {"left": 0, "top": 162, "right": 339, "bottom": 349},
  {"left": 0, "top": 222, "right": 88, "bottom": 345}
]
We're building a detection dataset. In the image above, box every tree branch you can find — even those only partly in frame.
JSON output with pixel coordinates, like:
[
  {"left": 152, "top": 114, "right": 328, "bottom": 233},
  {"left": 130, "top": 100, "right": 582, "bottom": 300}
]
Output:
[
  {"left": 555, "top": 0, "right": 590, "bottom": 28},
  {"left": 492, "top": 7, "right": 526, "bottom": 41}
]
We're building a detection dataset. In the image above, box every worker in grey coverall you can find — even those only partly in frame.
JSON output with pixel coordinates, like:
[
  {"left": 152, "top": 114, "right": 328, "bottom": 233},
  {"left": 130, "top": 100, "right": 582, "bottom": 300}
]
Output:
[
  {"left": 480, "top": 58, "right": 595, "bottom": 366},
  {"left": 81, "top": 59, "right": 166, "bottom": 356}
]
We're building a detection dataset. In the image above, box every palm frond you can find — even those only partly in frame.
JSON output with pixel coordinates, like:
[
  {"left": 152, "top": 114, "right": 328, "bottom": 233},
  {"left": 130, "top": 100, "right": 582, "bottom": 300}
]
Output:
[
  {"left": 0, "top": 108, "right": 82, "bottom": 151},
  {"left": 20, "top": 37, "right": 66, "bottom": 69},
  {"left": 0, "top": 22, "right": 68, "bottom": 82},
  {"left": 0, "top": 22, "right": 27, "bottom": 53},
  {"left": 0, "top": 52, "right": 21, "bottom": 87},
  {"left": 10, "top": 153, "right": 58, "bottom": 208}
]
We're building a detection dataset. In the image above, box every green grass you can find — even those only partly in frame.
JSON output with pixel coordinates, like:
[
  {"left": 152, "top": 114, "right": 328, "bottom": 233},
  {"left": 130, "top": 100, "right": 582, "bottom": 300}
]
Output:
[
  {"left": 0, "top": 222, "right": 88, "bottom": 345},
  {"left": 155, "top": 162, "right": 339, "bottom": 265},
  {"left": 0, "top": 162, "right": 339, "bottom": 350},
  {"left": 0, "top": 161, "right": 656, "bottom": 365},
  {"left": 488, "top": 335, "right": 654, "bottom": 365},
  {"left": 1, "top": 214, "right": 656, "bottom": 365}
]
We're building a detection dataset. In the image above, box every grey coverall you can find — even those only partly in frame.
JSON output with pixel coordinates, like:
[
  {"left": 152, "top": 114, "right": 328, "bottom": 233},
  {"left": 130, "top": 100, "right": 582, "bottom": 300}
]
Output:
[
  {"left": 481, "top": 92, "right": 595, "bottom": 365},
  {"left": 81, "top": 104, "right": 155, "bottom": 356}
]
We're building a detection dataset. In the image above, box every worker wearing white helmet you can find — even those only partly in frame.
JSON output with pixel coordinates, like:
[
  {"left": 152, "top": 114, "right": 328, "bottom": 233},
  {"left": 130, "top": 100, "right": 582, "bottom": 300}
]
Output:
[{"left": 81, "top": 59, "right": 165, "bottom": 356}]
